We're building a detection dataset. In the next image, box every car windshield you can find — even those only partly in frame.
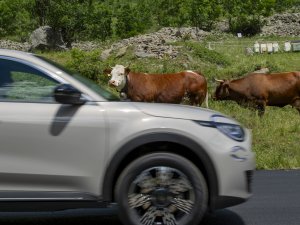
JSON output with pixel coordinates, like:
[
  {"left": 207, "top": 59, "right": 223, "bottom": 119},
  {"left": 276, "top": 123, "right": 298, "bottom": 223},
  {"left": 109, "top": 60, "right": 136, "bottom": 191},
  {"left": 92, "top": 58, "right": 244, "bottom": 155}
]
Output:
[{"left": 35, "top": 55, "right": 119, "bottom": 101}]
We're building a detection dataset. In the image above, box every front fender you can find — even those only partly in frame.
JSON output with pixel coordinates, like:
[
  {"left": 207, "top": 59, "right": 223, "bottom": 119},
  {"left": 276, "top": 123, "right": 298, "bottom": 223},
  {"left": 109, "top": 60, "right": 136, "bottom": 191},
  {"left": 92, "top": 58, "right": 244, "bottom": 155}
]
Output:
[{"left": 102, "top": 132, "right": 219, "bottom": 208}]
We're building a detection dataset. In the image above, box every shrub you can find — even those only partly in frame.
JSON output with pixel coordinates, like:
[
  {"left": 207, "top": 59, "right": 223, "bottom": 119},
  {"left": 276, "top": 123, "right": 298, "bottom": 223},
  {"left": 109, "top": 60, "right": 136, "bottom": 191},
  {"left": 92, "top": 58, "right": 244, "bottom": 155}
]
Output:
[
  {"left": 0, "top": 0, "right": 36, "bottom": 41},
  {"left": 186, "top": 42, "right": 231, "bottom": 66},
  {"left": 229, "top": 16, "right": 264, "bottom": 36},
  {"left": 66, "top": 49, "right": 107, "bottom": 84}
]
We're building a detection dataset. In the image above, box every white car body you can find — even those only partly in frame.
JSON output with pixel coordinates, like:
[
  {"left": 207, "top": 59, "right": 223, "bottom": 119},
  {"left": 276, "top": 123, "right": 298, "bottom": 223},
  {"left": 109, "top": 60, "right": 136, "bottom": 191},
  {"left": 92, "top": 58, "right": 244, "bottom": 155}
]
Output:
[{"left": 0, "top": 49, "right": 255, "bottom": 225}]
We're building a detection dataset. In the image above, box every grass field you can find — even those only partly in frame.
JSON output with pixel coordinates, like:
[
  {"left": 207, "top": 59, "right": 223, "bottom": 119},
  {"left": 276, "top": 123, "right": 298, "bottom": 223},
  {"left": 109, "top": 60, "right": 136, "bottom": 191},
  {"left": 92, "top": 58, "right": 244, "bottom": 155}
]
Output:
[{"left": 42, "top": 35, "right": 300, "bottom": 169}]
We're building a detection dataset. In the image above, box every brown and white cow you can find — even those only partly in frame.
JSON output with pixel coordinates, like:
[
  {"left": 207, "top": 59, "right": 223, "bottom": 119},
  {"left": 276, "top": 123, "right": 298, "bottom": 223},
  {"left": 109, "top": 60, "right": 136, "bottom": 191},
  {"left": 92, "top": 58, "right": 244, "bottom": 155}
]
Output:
[
  {"left": 105, "top": 65, "right": 208, "bottom": 107},
  {"left": 213, "top": 71, "right": 300, "bottom": 116}
]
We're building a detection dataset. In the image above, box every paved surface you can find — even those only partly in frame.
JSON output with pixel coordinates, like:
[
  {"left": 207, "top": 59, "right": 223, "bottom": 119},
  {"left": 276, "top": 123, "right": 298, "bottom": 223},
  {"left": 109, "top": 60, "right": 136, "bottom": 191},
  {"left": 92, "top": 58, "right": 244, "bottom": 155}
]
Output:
[
  {"left": 202, "top": 170, "right": 300, "bottom": 225},
  {"left": 0, "top": 170, "right": 299, "bottom": 225}
]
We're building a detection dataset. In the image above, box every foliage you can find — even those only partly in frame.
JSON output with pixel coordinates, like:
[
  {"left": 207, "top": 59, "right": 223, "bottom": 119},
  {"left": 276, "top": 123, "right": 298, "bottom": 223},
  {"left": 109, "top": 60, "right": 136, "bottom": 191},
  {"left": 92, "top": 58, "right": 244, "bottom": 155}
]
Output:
[
  {"left": 1, "top": 0, "right": 300, "bottom": 42},
  {"left": 0, "top": 0, "right": 36, "bottom": 41},
  {"left": 185, "top": 42, "right": 231, "bottom": 66},
  {"left": 190, "top": 0, "right": 223, "bottom": 31},
  {"left": 109, "top": 1, "right": 152, "bottom": 39},
  {"left": 85, "top": 3, "right": 112, "bottom": 41},
  {"left": 222, "top": 0, "right": 267, "bottom": 36},
  {"left": 229, "top": 16, "right": 264, "bottom": 36},
  {"left": 45, "top": 0, "right": 91, "bottom": 47},
  {"left": 65, "top": 49, "right": 114, "bottom": 87}
]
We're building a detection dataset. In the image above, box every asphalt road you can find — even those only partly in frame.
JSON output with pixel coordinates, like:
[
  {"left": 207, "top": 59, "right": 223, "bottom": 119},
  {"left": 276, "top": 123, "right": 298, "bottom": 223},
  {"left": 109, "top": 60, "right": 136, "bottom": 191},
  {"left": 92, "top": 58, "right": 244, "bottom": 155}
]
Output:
[
  {"left": 202, "top": 170, "right": 300, "bottom": 225},
  {"left": 0, "top": 170, "right": 299, "bottom": 225}
]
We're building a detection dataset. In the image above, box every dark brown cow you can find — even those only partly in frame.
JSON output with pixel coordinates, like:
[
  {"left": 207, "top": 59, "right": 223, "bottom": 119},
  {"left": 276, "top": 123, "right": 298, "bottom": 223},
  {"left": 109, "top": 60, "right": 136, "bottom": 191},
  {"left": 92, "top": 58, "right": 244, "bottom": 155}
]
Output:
[
  {"left": 214, "top": 71, "right": 300, "bottom": 116},
  {"left": 106, "top": 65, "right": 208, "bottom": 107}
]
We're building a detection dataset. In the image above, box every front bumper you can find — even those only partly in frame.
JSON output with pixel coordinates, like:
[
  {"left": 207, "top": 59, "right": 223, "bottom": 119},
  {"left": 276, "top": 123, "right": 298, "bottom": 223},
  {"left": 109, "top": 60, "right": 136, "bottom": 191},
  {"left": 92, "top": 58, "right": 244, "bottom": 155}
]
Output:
[
  {"left": 211, "top": 169, "right": 254, "bottom": 209},
  {"left": 201, "top": 127, "right": 255, "bottom": 210}
]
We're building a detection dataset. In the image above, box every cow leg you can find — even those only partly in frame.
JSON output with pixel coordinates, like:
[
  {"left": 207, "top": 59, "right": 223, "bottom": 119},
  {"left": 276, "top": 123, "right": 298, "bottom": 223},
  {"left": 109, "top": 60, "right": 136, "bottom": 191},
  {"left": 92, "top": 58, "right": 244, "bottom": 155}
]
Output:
[
  {"left": 291, "top": 98, "right": 300, "bottom": 114},
  {"left": 185, "top": 92, "right": 196, "bottom": 106},
  {"left": 256, "top": 100, "right": 266, "bottom": 117},
  {"left": 257, "top": 106, "right": 265, "bottom": 117},
  {"left": 188, "top": 95, "right": 196, "bottom": 106},
  {"left": 194, "top": 92, "right": 206, "bottom": 107}
]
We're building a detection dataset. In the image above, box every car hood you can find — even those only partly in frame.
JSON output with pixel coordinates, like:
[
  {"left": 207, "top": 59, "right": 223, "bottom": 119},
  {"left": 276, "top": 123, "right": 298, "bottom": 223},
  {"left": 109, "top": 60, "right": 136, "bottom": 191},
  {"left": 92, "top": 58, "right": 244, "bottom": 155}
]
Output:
[{"left": 131, "top": 102, "right": 222, "bottom": 121}]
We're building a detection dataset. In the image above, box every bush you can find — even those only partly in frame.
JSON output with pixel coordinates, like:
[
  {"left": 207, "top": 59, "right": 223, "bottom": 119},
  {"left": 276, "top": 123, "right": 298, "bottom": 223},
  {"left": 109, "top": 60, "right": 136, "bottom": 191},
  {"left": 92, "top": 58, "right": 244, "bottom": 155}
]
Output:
[
  {"left": 0, "top": 0, "right": 36, "bottom": 41},
  {"left": 229, "top": 16, "right": 264, "bottom": 36},
  {"left": 186, "top": 42, "right": 231, "bottom": 66},
  {"left": 67, "top": 49, "right": 103, "bottom": 82}
]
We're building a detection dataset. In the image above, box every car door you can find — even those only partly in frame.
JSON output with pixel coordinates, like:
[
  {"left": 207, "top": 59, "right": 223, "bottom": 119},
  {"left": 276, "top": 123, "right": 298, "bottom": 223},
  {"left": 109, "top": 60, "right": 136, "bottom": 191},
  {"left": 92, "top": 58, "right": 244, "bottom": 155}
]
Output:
[{"left": 0, "top": 57, "right": 107, "bottom": 200}]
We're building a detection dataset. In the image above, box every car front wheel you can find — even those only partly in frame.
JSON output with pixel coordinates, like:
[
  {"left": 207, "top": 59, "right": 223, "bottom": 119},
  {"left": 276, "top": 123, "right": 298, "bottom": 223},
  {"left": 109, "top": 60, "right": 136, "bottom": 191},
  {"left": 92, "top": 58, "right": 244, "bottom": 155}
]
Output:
[{"left": 115, "top": 152, "right": 208, "bottom": 225}]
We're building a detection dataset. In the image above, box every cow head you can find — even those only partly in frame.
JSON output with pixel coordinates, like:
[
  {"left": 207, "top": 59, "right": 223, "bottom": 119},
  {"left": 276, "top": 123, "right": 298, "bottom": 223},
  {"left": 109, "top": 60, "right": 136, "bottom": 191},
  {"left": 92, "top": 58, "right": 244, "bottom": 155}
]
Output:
[
  {"left": 213, "top": 79, "right": 231, "bottom": 100},
  {"left": 107, "top": 65, "right": 130, "bottom": 91}
]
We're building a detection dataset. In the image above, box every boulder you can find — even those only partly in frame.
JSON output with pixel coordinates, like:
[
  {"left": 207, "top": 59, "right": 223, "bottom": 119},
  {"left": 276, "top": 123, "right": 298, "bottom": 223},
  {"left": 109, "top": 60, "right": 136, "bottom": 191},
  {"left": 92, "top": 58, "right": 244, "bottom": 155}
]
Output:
[{"left": 29, "top": 26, "right": 66, "bottom": 51}]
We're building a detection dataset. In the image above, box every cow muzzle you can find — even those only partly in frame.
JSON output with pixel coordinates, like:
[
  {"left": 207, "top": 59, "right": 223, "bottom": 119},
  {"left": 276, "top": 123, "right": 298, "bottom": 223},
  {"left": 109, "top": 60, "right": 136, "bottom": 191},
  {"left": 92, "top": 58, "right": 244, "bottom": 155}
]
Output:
[{"left": 108, "top": 80, "right": 118, "bottom": 87}]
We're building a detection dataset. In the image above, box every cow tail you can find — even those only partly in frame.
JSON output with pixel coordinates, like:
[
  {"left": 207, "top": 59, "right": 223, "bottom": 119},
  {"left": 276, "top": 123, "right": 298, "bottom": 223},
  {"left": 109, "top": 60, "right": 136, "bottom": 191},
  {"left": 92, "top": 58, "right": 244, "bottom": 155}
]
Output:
[{"left": 205, "top": 91, "right": 209, "bottom": 108}]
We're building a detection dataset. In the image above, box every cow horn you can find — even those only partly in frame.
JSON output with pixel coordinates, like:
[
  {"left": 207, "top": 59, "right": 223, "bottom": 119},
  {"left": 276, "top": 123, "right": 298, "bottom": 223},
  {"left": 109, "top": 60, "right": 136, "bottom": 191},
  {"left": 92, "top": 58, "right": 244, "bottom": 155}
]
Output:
[{"left": 214, "top": 78, "right": 225, "bottom": 83}]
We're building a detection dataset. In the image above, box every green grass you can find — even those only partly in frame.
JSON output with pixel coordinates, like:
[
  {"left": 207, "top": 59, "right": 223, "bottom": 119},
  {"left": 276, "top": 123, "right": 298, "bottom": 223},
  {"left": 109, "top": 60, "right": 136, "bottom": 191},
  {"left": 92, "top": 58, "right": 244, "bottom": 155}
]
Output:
[{"left": 40, "top": 35, "right": 300, "bottom": 169}]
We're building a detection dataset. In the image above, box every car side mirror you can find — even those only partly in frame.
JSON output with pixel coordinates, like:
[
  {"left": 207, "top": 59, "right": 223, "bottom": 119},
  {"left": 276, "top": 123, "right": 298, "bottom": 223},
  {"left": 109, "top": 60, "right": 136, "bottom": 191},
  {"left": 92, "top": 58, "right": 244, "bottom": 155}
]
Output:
[{"left": 54, "top": 84, "right": 87, "bottom": 105}]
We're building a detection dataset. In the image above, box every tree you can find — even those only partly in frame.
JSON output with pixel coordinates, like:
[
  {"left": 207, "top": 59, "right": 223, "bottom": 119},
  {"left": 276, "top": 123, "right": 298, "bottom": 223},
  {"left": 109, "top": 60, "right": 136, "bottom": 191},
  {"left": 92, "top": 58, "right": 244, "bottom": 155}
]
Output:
[
  {"left": 34, "top": 0, "right": 50, "bottom": 26},
  {"left": 46, "top": 0, "right": 89, "bottom": 47},
  {"left": 85, "top": 2, "right": 112, "bottom": 41},
  {"left": 222, "top": 0, "right": 277, "bottom": 36},
  {"left": 0, "top": 0, "right": 36, "bottom": 40},
  {"left": 190, "top": 0, "right": 222, "bottom": 31}
]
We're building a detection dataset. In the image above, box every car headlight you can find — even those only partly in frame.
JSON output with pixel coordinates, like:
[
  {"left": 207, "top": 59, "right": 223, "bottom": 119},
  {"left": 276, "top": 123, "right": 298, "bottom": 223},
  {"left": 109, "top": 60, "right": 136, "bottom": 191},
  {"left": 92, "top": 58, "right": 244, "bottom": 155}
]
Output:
[{"left": 194, "top": 115, "right": 245, "bottom": 142}]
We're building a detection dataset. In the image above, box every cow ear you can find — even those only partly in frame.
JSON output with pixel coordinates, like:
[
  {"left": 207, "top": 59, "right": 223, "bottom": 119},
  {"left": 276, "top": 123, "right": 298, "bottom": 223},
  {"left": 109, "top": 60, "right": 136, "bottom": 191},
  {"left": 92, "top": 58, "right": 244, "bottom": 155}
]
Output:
[
  {"left": 125, "top": 67, "right": 131, "bottom": 75},
  {"left": 103, "top": 68, "right": 112, "bottom": 77}
]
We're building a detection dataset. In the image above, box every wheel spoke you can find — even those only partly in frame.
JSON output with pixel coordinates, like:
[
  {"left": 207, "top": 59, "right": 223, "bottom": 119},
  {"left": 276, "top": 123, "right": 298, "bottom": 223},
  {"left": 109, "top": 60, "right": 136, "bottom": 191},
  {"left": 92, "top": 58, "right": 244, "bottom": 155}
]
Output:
[
  {"left": 128, "top": 193, "right": 151, "bottom": 208},
  {"left": 169, "top": 177, "right": 192, "bottom": 194},
  {"left": 135, "top": 172, "right": 157, "bottom": 191},
  {"left": 162, "top": 209, "right": 177, "bottom": 225},
  {"left": 129, "top": 166, "right": 196, "bottom": 224},
  {"left": 140, "top": 206, "right": 157, "bottom": 225},
  {"left": 171, "top": 198, "right": 194, "bottom": 214},
  {"left": 156, "top": 167, "right": 173, "bottom": 186}
]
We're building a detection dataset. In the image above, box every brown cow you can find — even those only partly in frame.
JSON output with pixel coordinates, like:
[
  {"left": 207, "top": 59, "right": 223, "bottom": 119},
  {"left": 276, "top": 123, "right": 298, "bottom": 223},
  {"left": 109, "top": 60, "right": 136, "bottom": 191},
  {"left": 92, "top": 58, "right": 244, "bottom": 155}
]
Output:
[
  {"left": 106, "top": 65, "right": 208, "bottom": 107},
  {"left": 214, "top": 71, "right": 300, "bottom": 116}
]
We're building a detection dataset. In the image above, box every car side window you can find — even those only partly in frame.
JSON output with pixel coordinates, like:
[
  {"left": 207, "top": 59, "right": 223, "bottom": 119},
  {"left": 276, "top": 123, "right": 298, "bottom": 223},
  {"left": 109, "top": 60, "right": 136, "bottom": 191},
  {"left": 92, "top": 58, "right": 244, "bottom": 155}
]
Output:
[{"left": 0, "top": 58, "right": 59, "bottom": 102}]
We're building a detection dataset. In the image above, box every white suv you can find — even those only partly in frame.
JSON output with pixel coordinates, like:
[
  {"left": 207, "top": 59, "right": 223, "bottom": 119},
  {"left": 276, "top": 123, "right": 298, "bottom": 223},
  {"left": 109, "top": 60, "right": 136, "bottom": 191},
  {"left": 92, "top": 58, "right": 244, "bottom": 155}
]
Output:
[{"left": 0, "top": 49, "right": 255, "bottom": 225}]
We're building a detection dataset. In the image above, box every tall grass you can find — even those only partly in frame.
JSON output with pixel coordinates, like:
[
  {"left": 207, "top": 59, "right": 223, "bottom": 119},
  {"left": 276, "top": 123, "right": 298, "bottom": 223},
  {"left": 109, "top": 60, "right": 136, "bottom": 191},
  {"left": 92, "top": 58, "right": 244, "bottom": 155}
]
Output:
[{"left": 42, "top": 35, "right": 300, "bottom": 169}]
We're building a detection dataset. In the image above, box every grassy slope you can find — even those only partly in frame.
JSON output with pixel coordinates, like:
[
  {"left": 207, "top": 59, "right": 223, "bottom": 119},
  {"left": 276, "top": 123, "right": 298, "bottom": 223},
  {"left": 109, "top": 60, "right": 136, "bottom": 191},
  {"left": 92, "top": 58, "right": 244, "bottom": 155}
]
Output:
[{"left": 42, "top": 35, "right": 300, "bottom": 169}]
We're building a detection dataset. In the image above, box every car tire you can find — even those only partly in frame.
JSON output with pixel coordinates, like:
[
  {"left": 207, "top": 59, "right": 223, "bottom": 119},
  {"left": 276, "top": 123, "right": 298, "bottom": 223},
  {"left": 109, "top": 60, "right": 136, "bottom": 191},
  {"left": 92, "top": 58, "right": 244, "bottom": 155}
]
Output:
[{"left": 115, "top": 152, "right": 208, "bottom": 225}]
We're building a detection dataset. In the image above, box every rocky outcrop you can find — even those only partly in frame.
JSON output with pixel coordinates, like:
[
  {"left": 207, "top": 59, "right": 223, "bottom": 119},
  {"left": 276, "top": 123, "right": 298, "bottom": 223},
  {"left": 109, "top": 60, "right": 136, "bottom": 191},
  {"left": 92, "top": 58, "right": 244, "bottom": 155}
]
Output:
[
  {"left": 261, "top": 13, "right": 300, "bottom": 37},
  {"left": 0, "top": 40, "right": 30, "bottom": 51},
  {"left": 1, "top": 12, "right": 299, "bottom": 54},
  {"left": 71, "top": 41, "right": 101, "bottom": 51},
  {"left": 102, "top": 27, "right": 210, "bottom": 59}
]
